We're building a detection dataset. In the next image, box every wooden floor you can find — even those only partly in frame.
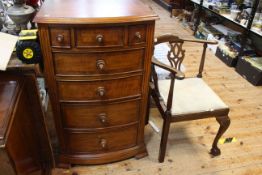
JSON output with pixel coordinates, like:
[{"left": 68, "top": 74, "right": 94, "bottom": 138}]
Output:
[{"left": 52, "top": 0, "right": 262, "bottom": 174}]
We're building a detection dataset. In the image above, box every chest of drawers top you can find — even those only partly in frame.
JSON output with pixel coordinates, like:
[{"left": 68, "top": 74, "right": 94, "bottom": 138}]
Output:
[{"left": 34, "top": 0, "right": 158, "bottom": 24}]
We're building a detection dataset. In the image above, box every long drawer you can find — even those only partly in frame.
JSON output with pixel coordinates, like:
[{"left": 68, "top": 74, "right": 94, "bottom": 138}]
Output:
[
  {"left": 65, "top": 124, "right": 138, "bottom": 154},
  {"left": 57, "top": 75, "right": 142, "bottom": 101},
  {"left": 61, "top": 99, "right": 140, "bottom": 129},
  {"left": 53, "top": 49, "right": 144, "bottom": 75}
]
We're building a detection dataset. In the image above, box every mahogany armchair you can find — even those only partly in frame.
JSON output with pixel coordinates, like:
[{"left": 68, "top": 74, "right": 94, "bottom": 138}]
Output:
[{"left": 149, "top": 34, "right": 231, "bottom": 163}]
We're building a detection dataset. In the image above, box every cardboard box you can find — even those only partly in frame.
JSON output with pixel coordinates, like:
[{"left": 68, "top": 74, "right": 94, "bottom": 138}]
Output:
[
  {"left": 215, "top": 47, "right": 238, "bottom": 67},
  {"left": 236, "top": 57, "right": 262, "bottom": 86}
]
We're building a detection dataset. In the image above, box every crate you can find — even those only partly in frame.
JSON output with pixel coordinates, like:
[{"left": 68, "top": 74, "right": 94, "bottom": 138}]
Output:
[
  {"left": 236, "top": 58, "right": 262, "bottom": 86},
  {"left": 215, "top": 47, "right": 238, "bottom": 67}
]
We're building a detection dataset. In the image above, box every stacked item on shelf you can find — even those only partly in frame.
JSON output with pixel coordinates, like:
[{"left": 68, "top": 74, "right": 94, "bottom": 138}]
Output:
[
  {"left": 215, "top": 40, "right": 239, "bottom": 66},
  {"left": 203, "top": 0, "right": 253, "bottom": 27},
  {"left": 195, "top": 22, "right": 223, "bottom": 53},
  {"left": 251, "top": 10, "right": 262, "bottom": 35},
  {"left": 215, "top": 34, "right": 255, "bottom": 67},
  {"left": 187, "top": 0, "right": 261, "bottom": 85},
  {"left": 236, "top": 55, "right": 262, "bottom": 86},
  {"left": 196, "top": 22, "right": 223, "bottom": 39},
  {"left": 211, "top": 24, "right": 242, "bottom": 66}
]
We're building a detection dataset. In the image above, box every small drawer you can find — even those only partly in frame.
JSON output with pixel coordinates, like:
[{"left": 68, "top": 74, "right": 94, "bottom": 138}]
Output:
[
  {"left": 75, "top": 26, "right": 124, "bottom": 48},
  {"left": 128, "top": 25, "right": 147, "bottom": 46},
  {"left": 53, "top": 49, "right": 144, "bottom": 75},
  {"left": 50, "top": 28, "right": 71, "bottom": 48},
  {"left": 65, "top": 124, "right": 137, "bottom": 153},
  {"left": 57, "top": 75, "right": 142, "bottom": 101},
  {"left": 61, "top": 99, "right": 140, "bottom": 128}
]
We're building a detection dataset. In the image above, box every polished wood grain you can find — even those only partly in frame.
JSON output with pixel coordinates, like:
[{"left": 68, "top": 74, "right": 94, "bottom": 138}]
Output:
[
  {"left": 34, "top": 0, "right": 158, "bottom": 24},
  {"left": 61, "top": 99, "right": 140, "bottom": 129},
  {"left": 53, "top": 49, "right": 144, "bottom": 75},
  {"left": 65, "top": 124, "right": 138, "bottom": 154}
]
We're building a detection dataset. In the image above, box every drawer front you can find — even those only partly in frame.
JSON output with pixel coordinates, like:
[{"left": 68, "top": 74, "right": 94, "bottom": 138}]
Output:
[
  {"left": 75, "top": 27, "right": 124, "bottom": 48},
  {"left": 61, "top": 100, "right": 140, "bottom": 128},
  {"left": 65, "top": 124, "right": 137, "bottom": 153},
  {"left": 57, "top": 75, "right": 142, "bottom": 101},
  {"left": 50, "top": 28, "right": 71, "bottom": 48},
  {"left": 53, "top": 49, "right": 144, "bottom": 75},
  {"left": 128, "top": 25, "right": 147, "bottom": 46}
]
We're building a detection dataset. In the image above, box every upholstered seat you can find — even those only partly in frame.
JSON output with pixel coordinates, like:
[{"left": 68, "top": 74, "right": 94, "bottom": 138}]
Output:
[{"left": 158, "top": 78, "right": 228, "bottom": 115}]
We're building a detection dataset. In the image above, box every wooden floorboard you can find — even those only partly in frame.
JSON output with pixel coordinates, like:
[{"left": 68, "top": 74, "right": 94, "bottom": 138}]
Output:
[{"left": 52, "top": 0, "right": 262, "bottom": 174}]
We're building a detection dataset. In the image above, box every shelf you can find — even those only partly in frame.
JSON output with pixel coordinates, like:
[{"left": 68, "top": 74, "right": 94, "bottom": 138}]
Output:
[
  {"left": 190, "top": 0, "right": 200, "bottom": 5},
  {"left": 152, "top": 0, "right": 173, "bottom": 11},
  {"left": 189, "top": 0, "right": 262, "bottom": 36},
  {"left": 203, "top": 2, "right": 248, "bottom": 28},
  {"left": 251, "top": 27, "right": 262, "bottom": 36},
  {"left": 190, "top": 0, "right": 248, "bottom": 29}
]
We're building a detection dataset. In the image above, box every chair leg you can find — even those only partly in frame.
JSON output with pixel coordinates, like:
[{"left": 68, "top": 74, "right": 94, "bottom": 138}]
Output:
[
  {"left": 210, "top": 116, "right": 231, "bottom": 156},
  {"left": 158, "top": 119, "right": 171, "bottom": 163}
]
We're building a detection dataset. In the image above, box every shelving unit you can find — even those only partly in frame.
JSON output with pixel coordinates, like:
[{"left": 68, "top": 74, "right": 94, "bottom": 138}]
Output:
[
  {"left": 152, "top": 0, "right": 174, "bottom": 11},
  {"left": 190, "top": 0, "right": 262, "bottom": 38},
  {"left": 189, "top": 0, "right": 262, "bottom": 85}
]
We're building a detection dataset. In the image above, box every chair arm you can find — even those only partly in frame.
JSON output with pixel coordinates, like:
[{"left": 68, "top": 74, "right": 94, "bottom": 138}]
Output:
[
  {"left": 152, "top": 57, "right": 185, "bottom": 80},
  {"left": 181, "top": 38, "right": 218, "bottom": 45}
]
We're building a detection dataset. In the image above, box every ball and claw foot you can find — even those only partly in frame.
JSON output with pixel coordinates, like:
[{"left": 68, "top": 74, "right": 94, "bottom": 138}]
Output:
[{"left": 210, "top": 147, "right": 221, "bottom": 156}]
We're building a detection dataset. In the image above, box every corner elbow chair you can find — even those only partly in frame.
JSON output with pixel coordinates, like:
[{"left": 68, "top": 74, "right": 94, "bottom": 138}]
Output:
[{"left": 149, "top": 34, "right": 231, "bottom": 163}]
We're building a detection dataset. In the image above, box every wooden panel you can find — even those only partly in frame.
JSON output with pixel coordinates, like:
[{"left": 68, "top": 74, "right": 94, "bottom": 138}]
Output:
[
  {"left": 128, "top": 25, "right": 147, "bottom": 46},
  {"left": 75, "top": 27, "right": 124, "bottom": 48},
  {"left": 65, "top": 124, "right": 138, "bottom": 153},
  {"left": 61, "top": 99, "right": 140, "bottom": 128},
  {"left": 53, "top": 49, "right": 144, "bottom": 75},
  {"left": 6, "top": 89, "right": 42, "bottom": 174},
  {"left": 0, "top": 81, "right": 18, "bottom": 142},
  {"left": 57, "top": 75, "right": 142, "bottom": 101},
  {"left": 0, "top": 149, "right": 16, "bottom": 175},
  {"left": 50, "top": 27, "right": 71, "bottom": 48}
]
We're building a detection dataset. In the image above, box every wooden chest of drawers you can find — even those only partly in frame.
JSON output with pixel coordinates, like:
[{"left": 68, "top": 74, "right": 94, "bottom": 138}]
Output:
[{"left": 34, "top": 0, "right": 158, "bottom": 166}]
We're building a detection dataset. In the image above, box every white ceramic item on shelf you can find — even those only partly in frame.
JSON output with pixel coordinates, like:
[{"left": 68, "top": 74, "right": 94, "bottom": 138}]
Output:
[{"left": 230, "top": 9, "right": 240, "bottom": 20}]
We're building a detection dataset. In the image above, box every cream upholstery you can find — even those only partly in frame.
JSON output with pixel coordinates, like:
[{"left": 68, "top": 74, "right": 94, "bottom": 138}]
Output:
[{"left": 158, "top": 78, "right": 228, "bottom": 115}]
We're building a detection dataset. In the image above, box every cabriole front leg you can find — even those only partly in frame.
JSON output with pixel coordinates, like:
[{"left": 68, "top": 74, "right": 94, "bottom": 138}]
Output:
[{"left": 210, "top": 115, "right": 231, "bottom": 156}]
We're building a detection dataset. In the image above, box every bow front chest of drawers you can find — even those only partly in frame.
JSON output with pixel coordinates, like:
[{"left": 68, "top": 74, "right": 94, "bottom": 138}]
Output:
[{"left": 34, "top": 0, "right": 158, "bottom": 166}]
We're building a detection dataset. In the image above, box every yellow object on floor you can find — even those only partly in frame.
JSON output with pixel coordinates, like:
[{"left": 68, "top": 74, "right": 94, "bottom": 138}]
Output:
[{"left": 219, "top": 137, "right": 237, "bottom": 144}]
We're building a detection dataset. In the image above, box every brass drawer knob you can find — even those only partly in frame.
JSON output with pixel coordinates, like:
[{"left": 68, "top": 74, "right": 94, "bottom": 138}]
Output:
[
  {"left": 97, "top": 87, "right": 105, "bottom": 97},
  {"left": 135, "top": 32, "right": 142, "bottom": 40},
  {"left": 56, "top": 34, "right": 64, "bottom": 43},
  {"left": 100, "top": 139, "right": 107, "bottom": 148},
  {"left": 96, "top": 59, "right": 105, "bottom": 70},
  {"left": 96, "top": 34, "right": 103, "bottom": 43},
  {"left": 98, "top": 113, "right": 107, "bottom": 124}
]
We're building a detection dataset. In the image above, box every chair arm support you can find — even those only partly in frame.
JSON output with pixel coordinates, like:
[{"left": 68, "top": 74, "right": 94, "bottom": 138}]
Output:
[
  {"left": 152, "top": 57, "right": 185, "bottom": 80},
  {"left": 181, "top": 38, "right": 218, "bottom": 45}
]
